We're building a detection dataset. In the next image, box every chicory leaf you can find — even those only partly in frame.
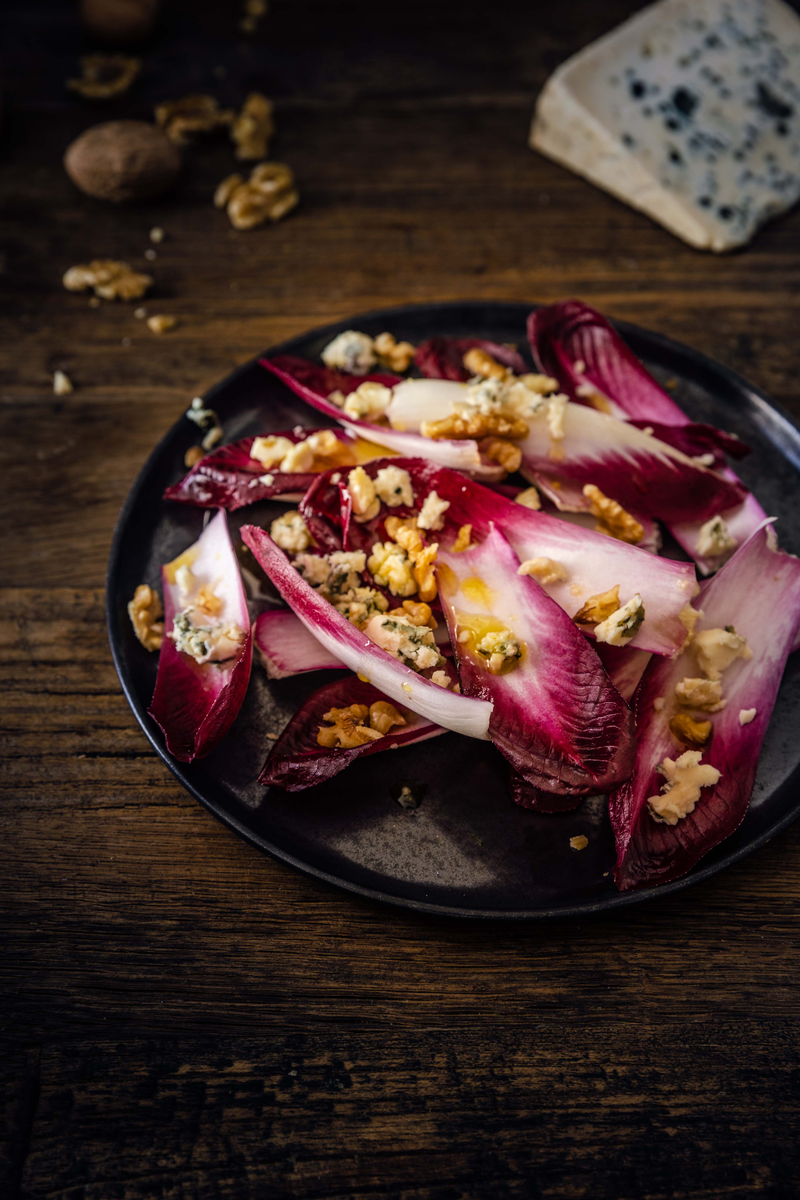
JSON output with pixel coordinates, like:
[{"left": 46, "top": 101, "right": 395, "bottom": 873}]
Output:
[
  {"left": 415, "top": 336, "right": 527, "bottom": 381},
  {"left": 437, "top": 526, "right": 635, "bottom": 793},
  {"left": 260, "top": 674, "right": 445, "bottom": 791},
  {"left": 610, "top": 523, "right": 800, "bottom": 891},
  {"left": 254, "top": 608, "right": 345, "bottom": 677},
  {"left": 149, "top": 510, "right": 253, "bottom": 761},
  {"left": 240, "top": 523, "right": 493, "bottom": 739}
]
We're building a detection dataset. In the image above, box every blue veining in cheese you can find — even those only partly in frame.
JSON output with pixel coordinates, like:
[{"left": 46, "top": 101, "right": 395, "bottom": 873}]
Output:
[{"left": 530, "top": 0, "right": 800, "bottom": 250}]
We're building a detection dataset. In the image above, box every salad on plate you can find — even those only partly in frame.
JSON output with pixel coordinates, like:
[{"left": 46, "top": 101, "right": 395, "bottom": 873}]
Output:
[{"left": 129, "top": 301, "right": 800, "bottom": 893}]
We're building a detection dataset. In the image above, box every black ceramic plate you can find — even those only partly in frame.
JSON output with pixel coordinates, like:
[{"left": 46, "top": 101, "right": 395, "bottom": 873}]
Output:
[{"left": 107, "top": 302, "right": 800, "bottom": 918}]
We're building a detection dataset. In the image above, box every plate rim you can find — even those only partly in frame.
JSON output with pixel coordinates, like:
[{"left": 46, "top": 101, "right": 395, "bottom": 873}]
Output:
[{"left": 106, "top": 299, "right": 800, "bottom": 920}]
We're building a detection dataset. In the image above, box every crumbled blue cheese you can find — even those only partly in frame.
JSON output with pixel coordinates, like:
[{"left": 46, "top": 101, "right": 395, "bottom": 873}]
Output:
[
  {"left": 648, "top": 750, "right": 721, "bottom": 824},
  {"left": 321, "top": 330, "right": 376, "bottom": 374},
  {"left": 459, "top": 374, "right": 550, "bottom": 422},
  {"left": 430, "top": 669, "right": 452, "bottom": 688},
  {"left": 694, "top": 625, "right": 753, "bottom": 680},
  {"left": 474, "top": 628, "right": 523, "bottom": 673},
  {"left": 374, "top": 466, "right": 414, "bottom": 508},
  {"left": 531, "top": 0, "right": 800, "bottom": 251},
  {"left": 294, "top": 550, "right": 366, "bottom": 597},
  {"left": 270, "top": 510, "right": 311, "bottom": 554},
  {"left": 674, "top": 676, "right": 726, "bottom": 711},
  {"left": 367, "top": 541, "right": 417, "bottom": 597},
  {"left": 679, "top": 603, "right": 703, "bottom": 645},
  {"left": 546, "top": 393, "right": 568, "bottom": 441},
  {"left": 170, "top": 609, "right": 246, "bottom": 664},
  {"left": 342, "top": 381, "right": 393, "bottom": 421},
  {"left": 362, "top": 613, "right": 444, "bottom": 672},
  {"left": 333, "top": 586, "right": 388, "bottom": 627},
  {"left": 739, "top": 706, "right": 757, "bottom": 725},
  {"left": 593, "top": 593, "right": 645, "bottom": 645},
  {"left": 417, "top": 490, "right": 450, "bottom": 530},
  {"left": 251, "top": 435, "right": 296, "bottom": 469},
  {"left": 174, "top": 563, "right": 196, "bottom": 602},
  {"left": 347, "top": 466, "right": 380, "bottom": 522},
  {"left": 695, "top": 514, "right": 738, "bottom": 559},
  {"left": 517, "top": 556, "right": 568, "bottom": 585}
]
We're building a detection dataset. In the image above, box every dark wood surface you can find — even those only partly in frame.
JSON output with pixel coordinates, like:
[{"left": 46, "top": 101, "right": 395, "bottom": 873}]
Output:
[{"left": 3, "top": 2, "right": 800, "bottom": 1196}]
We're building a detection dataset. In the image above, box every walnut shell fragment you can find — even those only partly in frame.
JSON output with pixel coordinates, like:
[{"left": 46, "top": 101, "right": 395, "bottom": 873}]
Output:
[{"left": 64, "top": 120, "right": 180, "bottom": 202}]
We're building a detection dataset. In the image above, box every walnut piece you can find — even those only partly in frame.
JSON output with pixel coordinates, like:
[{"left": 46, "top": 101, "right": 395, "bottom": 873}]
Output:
[
  {"left": 224, "top": 162, "right": 299, "bottom": 230},
  {"left": 128, "top": 584, "right": 164, "bottom": 651},
  {"left": 582, "top": 484, "right": 644, "bottom": 545},
  {"left": 147, "top": 313, "right": 177, "bottom": 334},
  {"left": 386, "top": 600, "right": 437, "bottom": 629},
  {"left": 231, "top": 92, "right": 274, "bottom": 160},
  {"left": 63, "top": 259, "right": 153, "bottom": 301},
  {"left": 382, "top": 517, "right": 438, "bottom": 602},
  {"left": 452, "top": 524, "right": 473, "bottom": 552},
  {"left": 373, "top": 332, "right": 416, "bottom": 373},
  {"left": 482, "top": 437, "right": 522, "bottom": 474},
  {"left": 67, "top": 54, "right": 141, "bottom": 100},
  {"left": 155, "top": 95, "right": 235, "bottom": 145},
  {"left": 574, "top": 585, "right": 621, "bottom": 625},
  {"left": 316, "top": 701, "right": 405, "bottom": 749},
  {"left": 184, "top": 445, "right": 204, "bottom": 468},
  {"left": 421, "top": 410, "right": 528, "bottom": 441},
  {"left": 669, "top": 712, "right": 713, "bottom": 748},
  {"left": 214, "top": 173, "right": 245, "bottom": 208},
  {"left": 463, "top": 347, "right": 507, "bottom": 379}
]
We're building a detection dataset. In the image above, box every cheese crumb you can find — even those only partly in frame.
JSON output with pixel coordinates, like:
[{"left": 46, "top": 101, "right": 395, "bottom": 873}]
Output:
[
  {"left": 270, "top": 511, "right": 311, "bottom": 554},
  {"left": 695, "top": 515, "right": 737, "bottom": 560},
  {"left": 474, "top": 628, "right": 523, "bottom": 674},
  {"left": 546, "top": 393, "right": 568, "bottom": 441},
  {"left": 739, "top": 708, "right": 757, "bottom": 726},
  {"left": 674, "top": 677, "right": 726, "bottom": 712},
  {"left": 374, "top": 465, "right": 414, "bottom": 508},
  {"left": 342, "top": 381, "right": 393, "bottom": 422},
  {"left": 648, "top": 751, "right": 721, "bottom": 826},
  {"left": 417, "top": 490, "right": 450, "bottom": 530},
  {"left": 430, "top": 669, "right": 452, "bottom": 689},
  {"left": 367, "top": 541, "right": 417, "bottom": 596},
  {"left": 518, "top": 557, "right": 567, "bottom": 585},
  {"left": 653, "top": 697, "right": 665, "bottom": 712},
  {"left": 593, "top": 594, "right": 645, "bottom": 646},
  {"left": 250, "top": 435, "right": 295, "bottom": 469},
  {"left": 321, "top": 330, "right": 376, "bottom": 374},
  {"left": 694, "top": 627, "right": 753, "bottom": 681}
]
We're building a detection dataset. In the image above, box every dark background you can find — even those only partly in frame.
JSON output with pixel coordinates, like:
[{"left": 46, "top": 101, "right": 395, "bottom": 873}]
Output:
[{"left": 2, "top": 2, "right": 800, "bottom": 1197}]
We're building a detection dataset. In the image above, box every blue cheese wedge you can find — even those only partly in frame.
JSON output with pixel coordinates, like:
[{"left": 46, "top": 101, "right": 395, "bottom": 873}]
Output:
[{"left": 530, "top": 0, "right": 800, "bottom": 250}]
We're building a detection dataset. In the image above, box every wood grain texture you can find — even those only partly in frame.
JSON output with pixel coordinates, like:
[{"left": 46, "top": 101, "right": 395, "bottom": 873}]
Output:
[{"left": 2, "top": 0, "right": 800, "bottom": 1196}]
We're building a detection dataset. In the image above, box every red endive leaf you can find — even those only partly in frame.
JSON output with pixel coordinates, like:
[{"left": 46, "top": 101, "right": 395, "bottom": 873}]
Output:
[
  {"left": 415, "top": 336, "right": 527, "bottom": 381},
  {"left": 260, "top": 675, "right": 444, "bottom": 791},
  {"left": 437, "top": 526, "right": 634, "bottom": 793},
  {"left": 149, "top": 511, "right": 253, "bottom": 761},
  {"left": 610, "top": 523, "right": 800, "bottom": 891}
]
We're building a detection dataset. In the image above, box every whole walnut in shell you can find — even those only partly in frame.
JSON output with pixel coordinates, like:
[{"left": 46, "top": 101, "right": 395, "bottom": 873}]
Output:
[
  {"left": 64, "top": 120, "right": 180, "bottom": 203},
  {"left": 80, "top": 0, "right": 159, "bottom": 46}
]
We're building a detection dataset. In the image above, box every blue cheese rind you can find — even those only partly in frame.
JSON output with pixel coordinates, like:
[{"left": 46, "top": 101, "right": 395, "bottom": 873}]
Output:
[{"left": 530, "top": 0, "right": 800, "bottom": 251}]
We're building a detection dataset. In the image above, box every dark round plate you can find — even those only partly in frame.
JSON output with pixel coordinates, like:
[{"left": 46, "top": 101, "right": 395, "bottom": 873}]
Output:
[{"left": 107, "top": 302, "right": 800, "bottom": 919}]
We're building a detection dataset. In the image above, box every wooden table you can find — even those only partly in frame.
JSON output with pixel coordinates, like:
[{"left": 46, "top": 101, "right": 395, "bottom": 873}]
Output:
[{"left": 3, "top": 2, "right": 800, "bottom": 1195}]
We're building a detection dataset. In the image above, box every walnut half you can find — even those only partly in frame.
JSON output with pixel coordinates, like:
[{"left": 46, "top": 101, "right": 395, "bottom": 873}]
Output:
[
  {"left": 222, "top": 162, "right": 299, "bottom": 230},
  {"left": 128, "top": 584, "right": 164, "bottom": 651},
  {"left": 316, "top": 702, "right": 405, "bottom": 748},
  {"left": 583, "top": 484, "right": 644, "bottom": 545},
  {"left": 63, "top": 260, "right": 153, "bottom": 302}
]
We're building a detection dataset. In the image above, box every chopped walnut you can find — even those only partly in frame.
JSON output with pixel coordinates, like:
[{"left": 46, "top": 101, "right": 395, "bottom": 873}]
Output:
[
  {"left": 128, "top": 584, "right": 164, "bottom": 651},
  {"left": 316, "top": 702, "right": 400, "bottom": 749},
  {"left": 386, "top": 600, "right": 437, "bottom": 628},
  {"left": 53, "top": 370, "right": 73, "bottom": 396},
  {"left": 669, "top": 711, "right": 713, "bottom": 748},
  {"left": 368, "top": 701, "right": 407, "bottom": 736},
  {"left": 582, "top": 484, "right": 644, "bottom": 545},
  {"left": 155, "top": 95, "right": 235, "bottom": 145},
  {"left": 421, "top": 410, "right": 528, "bottom": 441},
  {"left": 224, "top": 162, "right": 299, "bottom": 230},
  {"left": 574, "top": 585, "right": 621, "bottom": 625},
  {"left": 482, "top": 437, "right": 522, "bottom": 474},
  {"left": 373, "top": 332, "right": 416, "bottom": 373},
  {"left": 67, "top": 55, "right": 141, "bottom": 100},
  {"left": 214, "top": 173, "right": 245, "bottom": 208},
  {"left": 463, "top": 348, "right": 508, "bottom": 379},
  {"left": 195, "top": 585, "right": 224, "bottom": 616},
  {"left": 452, "top": 524, "right": 473, "bottom": 552},
  {"left": 63, "top": 260, "right": 152, "bottom": 302},
  {"left": 147, "top": 314, "right": 177, "bottom": 334},
  {"left": 382, "top": 517, "right": 438, "bottom": 602},
  {"left": 231, "top": 92, "right": 274, "bottom": 160},
  {"left": 184, "top": 445, "right": 204, "bottom": 468},
  {"left": 518, "top": 557, "right": 567, "bottom": 585},
  {"left": 570, "top": 835, "right": 589, "bottom": 851}
]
